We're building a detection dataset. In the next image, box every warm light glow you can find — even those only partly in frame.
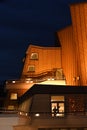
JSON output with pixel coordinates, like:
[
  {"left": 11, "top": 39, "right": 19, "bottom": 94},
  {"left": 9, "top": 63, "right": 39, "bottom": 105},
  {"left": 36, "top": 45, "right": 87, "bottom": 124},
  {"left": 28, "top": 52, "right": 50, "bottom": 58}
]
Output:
[
  {"left": 12, "top": 80, "right": 15, "bottom": 83},
  {"left": 26, "top": 80, "right": 30, "bottom": 83},
  {"left": 47, "top": 78, "right": 51, "bottom": 81},
  {"left": 37, "top": 79, "right": 66, "bottom": 85},
  {"left": 25, "top": 113, "right": 28, "bottom": 116},
  {"left": 30, "top": 81, "right": 33, "bottom": 83},
  {"left": 51, "top": 96, "right": 64, "bottom": 101},
  {"left": 10, "top": 93, "right": 17, "bottom": 100},
  {"left": 35, "top": 113, "right": 40, "bottom": 117},
  {"left": 8, "top": 105, "right": 14, "bottom": 110},
  {"left": 19, "top": 112, "right": 22, "bottom": 115}
]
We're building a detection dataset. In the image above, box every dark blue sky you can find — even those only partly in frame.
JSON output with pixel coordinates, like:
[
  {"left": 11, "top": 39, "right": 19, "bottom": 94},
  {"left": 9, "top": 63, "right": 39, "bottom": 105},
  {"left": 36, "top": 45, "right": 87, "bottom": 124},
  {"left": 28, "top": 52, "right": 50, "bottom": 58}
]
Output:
[{"left": 0, "top": 0, "right": 85, "bottom": 82}]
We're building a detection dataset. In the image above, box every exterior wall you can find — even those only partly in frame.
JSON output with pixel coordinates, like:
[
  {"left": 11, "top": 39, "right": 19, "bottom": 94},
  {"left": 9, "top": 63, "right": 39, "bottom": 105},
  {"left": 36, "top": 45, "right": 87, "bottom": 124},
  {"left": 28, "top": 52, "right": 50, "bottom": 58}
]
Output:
[
  {"left": 70, "top": 2, "right": 87, "bottom": 85},
  {"left": 19, "top": 97, "right": 32, "bottom": 113},
  {"left": 21, "top": 45, "right": 62, "bottom": 78},
  {"left": 57, "top": 26, "right": 77, "bottom": 85},
  {"left": 30, "top": 94, "right": 50, "bottom": 113},
  {"left": 5, "top": 81, "right": 34, "bottom": 109},
  {"left": 19, "top": 93, "right": 87, "bottom": 114},
  {"left": 4, "top": 89, "right": 28, "bottom": 109},
  {"left": 18, "top": 93, "right": 87, "bottom": 129}
]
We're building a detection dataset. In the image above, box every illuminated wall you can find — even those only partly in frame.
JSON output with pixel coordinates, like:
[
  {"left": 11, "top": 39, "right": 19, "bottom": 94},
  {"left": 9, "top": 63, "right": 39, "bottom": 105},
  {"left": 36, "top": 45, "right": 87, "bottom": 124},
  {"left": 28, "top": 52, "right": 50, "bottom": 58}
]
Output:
[
  {"left": 21, "top": 45, "right": 62, "bottom": 78},
  {"left": 70, "top": 2, "right": 87, "bottom": 85},
  {"left": 57, "top": 26, "right": 78, "bottom": 85}
]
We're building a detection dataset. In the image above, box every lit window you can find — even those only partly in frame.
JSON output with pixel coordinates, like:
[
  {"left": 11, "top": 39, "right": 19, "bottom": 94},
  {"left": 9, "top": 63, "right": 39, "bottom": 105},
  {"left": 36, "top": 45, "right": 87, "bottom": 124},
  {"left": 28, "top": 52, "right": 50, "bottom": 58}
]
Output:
[
  {"left": 51, "top": 96, "right": 65, "bottom": 117},
  {"left": 8, "top": 105, "right": 15, "bottom": 110},
  {"left": 10, "top": 93, "right": 17, "bottom": 100},
  {"left": 28, "top": 65, "right": 35, "bottom": 72},
  {"left": 30, "top": 53, "right": 38, "bottom": 60}
]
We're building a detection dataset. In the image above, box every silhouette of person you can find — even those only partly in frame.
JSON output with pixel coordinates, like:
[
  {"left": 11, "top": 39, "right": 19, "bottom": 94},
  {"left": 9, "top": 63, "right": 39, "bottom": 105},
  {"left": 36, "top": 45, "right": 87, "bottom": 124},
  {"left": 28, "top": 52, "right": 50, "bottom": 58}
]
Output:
[{"left": 53, "top": 106, "right": 58, "bottom": 116}]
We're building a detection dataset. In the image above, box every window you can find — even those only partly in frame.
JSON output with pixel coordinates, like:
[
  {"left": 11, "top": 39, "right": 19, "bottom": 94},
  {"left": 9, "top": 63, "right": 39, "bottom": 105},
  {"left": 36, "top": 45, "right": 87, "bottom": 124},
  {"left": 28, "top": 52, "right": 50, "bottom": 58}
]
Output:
[
  {"left": 30, "top": 53, "right": 38, "bottom": 60},
  {"left": 8, "top": 105, "right": 15, "bottom": 110},
  {"left": 51, "top": 96, "right": 65, "bottom": 117},
  {"left": 67, "top": 94, "right": 84, "bottom": 113},
  {"left": 28, "top": 65, "right": 35, "bottom": 72},
  {"left": 10, "top": 93, "right": 17, "bottom": 100}
]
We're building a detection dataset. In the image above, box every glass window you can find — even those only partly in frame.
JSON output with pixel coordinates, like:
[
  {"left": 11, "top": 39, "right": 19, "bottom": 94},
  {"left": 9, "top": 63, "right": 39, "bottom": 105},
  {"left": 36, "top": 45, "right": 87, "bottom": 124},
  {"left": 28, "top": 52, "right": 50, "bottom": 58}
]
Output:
[
  {"left": 30, "top": 53, "right": 38, "bottom": 60},
  {"left": 8, "top": 105, "right": 15, "bottom": 110},
  {"left": 51, "top": 96, "right": 65, "bottom": 117},
  {"left": 28, "top": 65, "right": 35, "bottom": 72},
  {"left": 10, "top": 93, "right": 17, "bottom": 100}
]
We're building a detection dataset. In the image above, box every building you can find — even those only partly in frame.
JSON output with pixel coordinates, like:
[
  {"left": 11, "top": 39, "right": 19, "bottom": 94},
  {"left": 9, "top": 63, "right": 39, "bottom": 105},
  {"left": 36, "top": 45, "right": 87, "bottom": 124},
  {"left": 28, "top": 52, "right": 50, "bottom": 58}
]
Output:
[
  {"left": 14, "top": 84, "right": 87, "bottom": 130},
  {"left": 5, "top": 44, "right": 66, "bottom": 111},
  {"left": 57, "top": 2, "right": 87, "bottom": 86},
  {"left": 1, "top": 1, "right": 87, "bottom": 130}
]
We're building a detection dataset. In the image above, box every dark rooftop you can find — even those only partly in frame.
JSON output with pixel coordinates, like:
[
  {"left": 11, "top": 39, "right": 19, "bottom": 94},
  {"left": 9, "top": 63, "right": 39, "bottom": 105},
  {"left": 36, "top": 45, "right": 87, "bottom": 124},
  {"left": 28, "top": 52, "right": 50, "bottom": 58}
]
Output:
[{"left": 19, "top": 84, "right": 87, "bottom": 102}]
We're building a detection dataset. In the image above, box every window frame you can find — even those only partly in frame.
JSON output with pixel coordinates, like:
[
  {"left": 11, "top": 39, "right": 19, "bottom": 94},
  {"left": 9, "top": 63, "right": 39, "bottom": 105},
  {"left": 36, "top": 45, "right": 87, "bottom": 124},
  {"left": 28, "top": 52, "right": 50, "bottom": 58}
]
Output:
[
  {"left": 51, "top": 95, "right": 65, "bottom": 117},
  {"left": 28, "top": 65, "right": 35, "bottom": 72},
  {"left": 30, "top": 52, "right": 38, "bottom": 60},
  {"left": 10, "top": 93, "right": 18, "bottom": 100}
]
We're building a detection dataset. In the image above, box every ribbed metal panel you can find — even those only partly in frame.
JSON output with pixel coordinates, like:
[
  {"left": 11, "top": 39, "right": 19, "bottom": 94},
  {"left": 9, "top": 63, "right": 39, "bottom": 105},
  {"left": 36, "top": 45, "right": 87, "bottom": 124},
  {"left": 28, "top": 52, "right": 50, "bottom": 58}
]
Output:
[
  {"left": 57, "top": 26, "right": 77, "bottom": 85},
  {"left": 22, "top": 45, "right": 61, "bottom": 77},
  {"left": 70, "top": 3, "right": 87, "bottom": 85}
]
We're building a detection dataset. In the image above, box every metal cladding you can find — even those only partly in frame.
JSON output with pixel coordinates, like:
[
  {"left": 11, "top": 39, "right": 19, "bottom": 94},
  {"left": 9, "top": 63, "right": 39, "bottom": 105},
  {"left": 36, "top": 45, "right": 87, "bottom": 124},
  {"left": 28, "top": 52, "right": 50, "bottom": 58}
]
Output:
[
  {"left": 57, "top": 26, "right": 77, "bottom": 86},
  {"left": 58, "top": 2, "right": 87, "bottom": 86},
  {"left": 70, "top": 2, "right": 87, "bottom": 86}
]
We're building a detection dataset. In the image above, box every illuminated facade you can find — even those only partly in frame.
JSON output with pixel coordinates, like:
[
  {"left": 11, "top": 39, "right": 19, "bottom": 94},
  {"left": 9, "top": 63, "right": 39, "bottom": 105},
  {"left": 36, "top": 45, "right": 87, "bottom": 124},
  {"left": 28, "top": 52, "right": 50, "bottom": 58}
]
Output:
[
  {"left": 1, "top": 2, "right": 87, "bottom": 130},
  {"left": 21, "top": 44, "right": 62, "bottom": 80},
  {"left": 5, "top": 44, "right": 66, "bottom": 111},
  {"left": 57, "top": 2, "right": 87, "bottom": 86}
]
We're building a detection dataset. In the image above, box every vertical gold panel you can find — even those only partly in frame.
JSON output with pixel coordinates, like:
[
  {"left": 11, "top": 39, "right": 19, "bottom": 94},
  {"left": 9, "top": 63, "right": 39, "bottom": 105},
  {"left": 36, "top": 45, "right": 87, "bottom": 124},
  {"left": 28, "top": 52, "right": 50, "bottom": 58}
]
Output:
[
  {"left": 21, "top": 45, "right": 61, "bottom": 78},
  {"left": 58, "top": 26, "right": 77, "bottom": 85},
  {"left": 70, "top": 3, "right": 87, "bottom": 85}
]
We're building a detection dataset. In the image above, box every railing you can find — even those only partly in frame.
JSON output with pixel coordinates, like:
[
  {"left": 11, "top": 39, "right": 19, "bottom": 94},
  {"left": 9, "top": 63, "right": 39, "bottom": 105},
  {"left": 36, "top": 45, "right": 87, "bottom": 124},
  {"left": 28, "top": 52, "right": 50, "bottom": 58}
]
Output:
[
  {"left": 6, "top": 68, "right": 65, "bottom": 84},
  {"left": 0, "top": 107, "right": 87, "bottom": 118},
  {"left": 0, "top": 109, "right": 87, "bottom": 117}
]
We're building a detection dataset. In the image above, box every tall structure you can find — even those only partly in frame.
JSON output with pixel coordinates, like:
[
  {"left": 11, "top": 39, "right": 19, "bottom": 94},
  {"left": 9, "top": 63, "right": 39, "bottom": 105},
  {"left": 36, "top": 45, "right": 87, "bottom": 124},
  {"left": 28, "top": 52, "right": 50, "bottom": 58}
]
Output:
[
  {"left": 57, "top": 2, "right": 87, "bottom": 86},
  {"left": 5, "top": 44, "right": 65, "bottom": 111},
  {"left": 21, "top": 44, "right": 62, "bottom": 80},
  {"left": 57, "top": 26, "right": 77, "bottom": 85},
  {"left": 70, "top": 2, "right": 87, "bottom": 85},
  {"left": 1, "top": 2, "right": 87, "bottom": 130}
]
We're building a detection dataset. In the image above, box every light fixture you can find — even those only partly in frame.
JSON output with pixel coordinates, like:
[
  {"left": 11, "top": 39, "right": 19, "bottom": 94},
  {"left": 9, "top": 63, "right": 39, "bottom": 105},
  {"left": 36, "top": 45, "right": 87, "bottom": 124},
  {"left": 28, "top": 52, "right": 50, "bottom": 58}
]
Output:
[
  {"left": 35, "top": 113, "right": 40, "bottom": 117},
  {"left": 26, "top": 80, "right": 30, "bottom": 83},
  {"left": 12, "top": 80, "right": 16, "bottom": 83}
]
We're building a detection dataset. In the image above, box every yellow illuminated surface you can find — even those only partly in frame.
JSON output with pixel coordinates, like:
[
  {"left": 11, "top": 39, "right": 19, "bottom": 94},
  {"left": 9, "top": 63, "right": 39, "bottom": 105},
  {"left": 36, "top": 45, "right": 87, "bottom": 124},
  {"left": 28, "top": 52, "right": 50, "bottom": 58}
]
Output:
[
  {"left": 37, "top": 80, "right": 66, "bottom": 85},
  {"left": 10, "top": 93, "right": 17, "bottom": 100}
]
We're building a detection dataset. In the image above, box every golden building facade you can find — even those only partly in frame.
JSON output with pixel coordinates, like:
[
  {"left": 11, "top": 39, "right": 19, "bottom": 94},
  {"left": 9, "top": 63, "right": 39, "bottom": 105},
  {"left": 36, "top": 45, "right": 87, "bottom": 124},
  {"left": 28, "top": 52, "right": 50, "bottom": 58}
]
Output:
[
  {"left": 70, "top": 2, "right": 87, "bottom": 85},
  {"left": 2, "top": 2, "right": 87, "bottom": 130},
  {"left": 21, "top": 44, "right": 62, "bottom": 80},
  {"left": 57, "top": 2, "right": 87, "bottom": 86},
  {"left": 57, "top": 26, "right": 77, "bottom": 85}
]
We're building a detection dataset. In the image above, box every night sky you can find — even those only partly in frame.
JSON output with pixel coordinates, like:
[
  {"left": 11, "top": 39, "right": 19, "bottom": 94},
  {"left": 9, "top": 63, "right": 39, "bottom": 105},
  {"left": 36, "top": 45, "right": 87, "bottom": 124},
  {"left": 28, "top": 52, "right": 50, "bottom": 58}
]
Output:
[{"left": 0, "top": 0, "right": 85, "bottom": 82}]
